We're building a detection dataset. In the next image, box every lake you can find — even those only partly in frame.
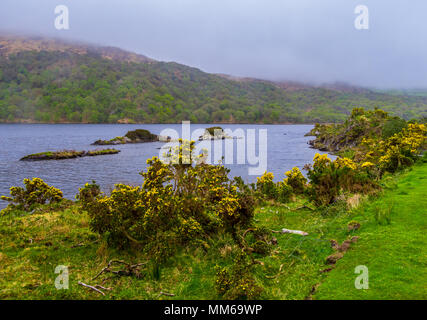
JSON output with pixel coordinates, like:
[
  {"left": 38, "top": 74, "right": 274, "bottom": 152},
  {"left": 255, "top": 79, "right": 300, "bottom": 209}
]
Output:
[{"left": 0, "top": 124, "right": 332, "bottom": 208}]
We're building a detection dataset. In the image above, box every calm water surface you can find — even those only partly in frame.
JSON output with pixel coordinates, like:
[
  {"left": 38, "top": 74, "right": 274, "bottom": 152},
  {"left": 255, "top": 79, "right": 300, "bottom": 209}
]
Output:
[{"left": 0, "top": 124, "right": 333, "bottom": 208}]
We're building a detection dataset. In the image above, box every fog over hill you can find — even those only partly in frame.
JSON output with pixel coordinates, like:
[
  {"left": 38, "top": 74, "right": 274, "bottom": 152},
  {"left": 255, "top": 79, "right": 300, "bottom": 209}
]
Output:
[
  {"left": 0, "top": 34, "right": 426, "bottom": 124},
  {"left": 1, "top": 0, "right": 427, "bottom": 88}
]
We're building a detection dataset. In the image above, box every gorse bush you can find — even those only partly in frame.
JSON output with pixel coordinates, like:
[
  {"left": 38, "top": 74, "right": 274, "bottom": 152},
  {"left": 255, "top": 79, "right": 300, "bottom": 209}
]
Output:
[
  {"left": 276, "top": 181, "right": 293, "bottom": 203},
  {"left": 305, "top": 154, "right": 378, "bottom": 206},
  {"left": 255, "top": 168, "right": 306, "bottom": 203},
  {"left": 81, "top": 140, "right": 255, "bottom": 261},
  {"left": 304, "top": 110, "right": 426, "bottom": 207},
  {"left": 0, "top": 177, "right": 63, "bottom": 214},
  {"left": 284, "top": 167, "right": 307, "bottom": 194},
  {"left": 76, "top": 181, "right": 101, "bottom": 205},
  {"left": 215, "top": 252, "right": 263, "bottom": 300},
  {"left": 256, "top": 171, "right": 277, "bottom": 200},
  {"left": 242, "top": 226, "right": 275, "bottom": 256},
  {"left": 360, "top": 123, "right": 426, "bottom": 174}
]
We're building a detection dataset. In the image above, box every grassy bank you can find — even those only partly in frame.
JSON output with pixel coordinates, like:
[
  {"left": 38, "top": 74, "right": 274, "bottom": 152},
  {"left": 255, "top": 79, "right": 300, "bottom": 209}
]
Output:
[
  {"left": 315, "top": 163, "right": 427, "bottom": 299},
  {"left": 0, "top": 163, "right": 426, "bottom": 300}
]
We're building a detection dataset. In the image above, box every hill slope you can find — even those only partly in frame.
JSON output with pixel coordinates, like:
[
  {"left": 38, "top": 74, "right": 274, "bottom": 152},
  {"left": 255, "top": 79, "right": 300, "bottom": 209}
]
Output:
[{"left": 1, "top": 35, "right": 426, "bottom": 124}]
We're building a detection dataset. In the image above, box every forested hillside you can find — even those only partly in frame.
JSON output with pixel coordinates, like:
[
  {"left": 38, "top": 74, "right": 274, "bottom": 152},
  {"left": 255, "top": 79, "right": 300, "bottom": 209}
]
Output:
[{"left": 1, "top": 36, "right": 426, "bottom": 123}]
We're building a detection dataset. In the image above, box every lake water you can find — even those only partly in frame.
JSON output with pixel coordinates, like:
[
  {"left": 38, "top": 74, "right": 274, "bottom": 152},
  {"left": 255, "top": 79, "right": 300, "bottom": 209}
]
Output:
[{"left": 0, "top": 124, "right": 332, "bottom": 208}]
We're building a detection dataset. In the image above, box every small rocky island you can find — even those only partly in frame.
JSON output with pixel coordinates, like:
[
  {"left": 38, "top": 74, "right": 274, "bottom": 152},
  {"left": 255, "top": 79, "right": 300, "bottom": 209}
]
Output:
[
  {"left": 92, "top": 129, "right": 170, "bottom": 145},
  {"left": 20, "top": 149, "right": 120, "bottom": 161},
  {"left": 198, "top": 127, "right": 233, "bottom": 140}
]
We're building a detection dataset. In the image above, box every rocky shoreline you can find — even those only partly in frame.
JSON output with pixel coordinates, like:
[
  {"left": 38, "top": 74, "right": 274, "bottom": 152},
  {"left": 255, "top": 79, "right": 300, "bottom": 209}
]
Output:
[{"left": 305, "top": 123, "right": 357, "bottom": 153}]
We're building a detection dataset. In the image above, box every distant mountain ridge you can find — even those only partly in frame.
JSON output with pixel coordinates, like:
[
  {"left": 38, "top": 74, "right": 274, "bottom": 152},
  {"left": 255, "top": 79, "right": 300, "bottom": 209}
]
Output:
[
  {"left": 0, "top": 35, "right": 153, "bottom": 63},
  {"left": 0, "top": 34, "right": 426, "bottom": 124}
]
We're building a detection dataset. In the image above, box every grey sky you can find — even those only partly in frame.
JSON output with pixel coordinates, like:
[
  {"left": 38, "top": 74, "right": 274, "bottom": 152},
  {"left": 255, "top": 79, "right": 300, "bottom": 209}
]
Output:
[{"left": 0, "top": 0, "right": 426, "bottom": 88}]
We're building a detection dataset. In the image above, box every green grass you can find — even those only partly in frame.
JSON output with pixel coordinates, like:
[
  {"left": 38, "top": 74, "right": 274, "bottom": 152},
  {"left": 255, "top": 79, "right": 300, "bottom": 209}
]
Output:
[
  {"left": 0, "top": 164, "right": 426, "bottom": 300},
  {"left": 314, "top": 164, "right": 427, "bottom": 300}
]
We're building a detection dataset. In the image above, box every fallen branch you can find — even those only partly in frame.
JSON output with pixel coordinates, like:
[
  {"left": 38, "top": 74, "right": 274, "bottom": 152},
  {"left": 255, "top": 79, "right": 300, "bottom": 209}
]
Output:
[
  {"left": 294, "top": 205, "right": 314, "bottom": 211},
  {"left": 95, "top": 285, "right": 112, "bottom": 291},
  {"left": 272, "top": 228, "right": 308, "bottom": 236},
  {"left": 158, "top": 291, "right": 175, "bottom": 297},
  {"left": 78, "top": 281, "right": 105, "bottom": 296},
  {"left": 277, "top": 204, "right": 314, "bottom": 211},
  {"left": 93, "top": 259, "right": 148, "bottom": 281}
]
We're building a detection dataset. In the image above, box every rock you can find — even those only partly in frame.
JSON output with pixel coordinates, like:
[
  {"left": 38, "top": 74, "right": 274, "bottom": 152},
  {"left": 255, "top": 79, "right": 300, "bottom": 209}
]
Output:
[
  {"left": 198, "top": 127, "right": 233, "bottom": 140},
  {"left": 158, "top": 135, "right": 171, "bottom": 142},
  {"left": 320, "top": 266, "right": 335, "bottom": 273},
  {"left": 351, "top": 236, "right": 360, "bottom": 243},
  {"left": 338, "top": 240, "right": 352, "bottom": 253},
  {"left": 326, "top": 252, "right": 344, "bottom": 265},
  {"left": 271, "top": 237, "right": 278, "bottom": 245},
  {"left": 348, "top": 221, "right": 361, "bottom": 232},
  {"left": 92, "top": 129, "right": 162, "bottom": 145}
]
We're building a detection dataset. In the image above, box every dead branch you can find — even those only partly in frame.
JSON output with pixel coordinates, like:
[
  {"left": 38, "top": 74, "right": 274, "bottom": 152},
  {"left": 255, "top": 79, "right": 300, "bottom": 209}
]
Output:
[
  {"left": 92, "top": 259, "right": 148, "bottom": 281},
  {"left": 94, "top": 285, "right": 112, "bottom": 291},
  {"left": 277, "top": 203, "right": 314, "bottom": 211},
  {"left": 78, "top": 281, "right": 105, "bottom": 296},
  {"left": 294, "top": 205, "right": 314, "bottom": 211},
  {"left": 158, "top": 291, "right": 175, "bottom": 297},
  {"left": 272, "top": 228, "right": 308, "bottom": 236}
]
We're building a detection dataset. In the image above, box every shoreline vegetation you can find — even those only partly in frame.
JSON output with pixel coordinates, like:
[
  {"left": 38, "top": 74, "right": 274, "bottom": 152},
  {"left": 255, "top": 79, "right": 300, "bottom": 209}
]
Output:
[
  {"left": 20, "top": 149, "right": 120, "bottom": 161},
  {"left": 1, "top": 108, "right": 426, "bottom": 300}
]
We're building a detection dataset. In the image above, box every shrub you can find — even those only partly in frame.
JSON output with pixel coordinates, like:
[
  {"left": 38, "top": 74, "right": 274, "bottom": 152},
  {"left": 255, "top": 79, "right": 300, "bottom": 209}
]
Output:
[
  {"left": 382, "top": 117, "right": 407, "bottom": 139},
  {"left": 255, "top": 170, "right": 299, "bottom": 203},
  {"left": 215, "top": 252, "right": 263, "bottom": 300},
  {"left": 76, "top": 181, "right": 101, "bottom": 205},
  {"left": 125, "top": 129, "right": 157, "bottom": 141},
  {"left": 81, "top": 141, "right": 255, "bottom": 260},
  {"left": 284, "top": 167, "right": 307, "bottom": 194},
  {"left": 306, "top": 154, "right": 377, "bottom": 206},
  {"left": 378, "top": 123, "right": 426, "bottom": 173},
  {"left": 1, "top": 177, "right": 63, "bottom": 213},
  {"left": 277, "top": 181, "right": 293, "bottom": 203},
  {"left": 256, "top": 171, "right": 277, "bottom": 200},
  {"left": 242, "top": 226, "right": 274, "bottom": 256}
]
